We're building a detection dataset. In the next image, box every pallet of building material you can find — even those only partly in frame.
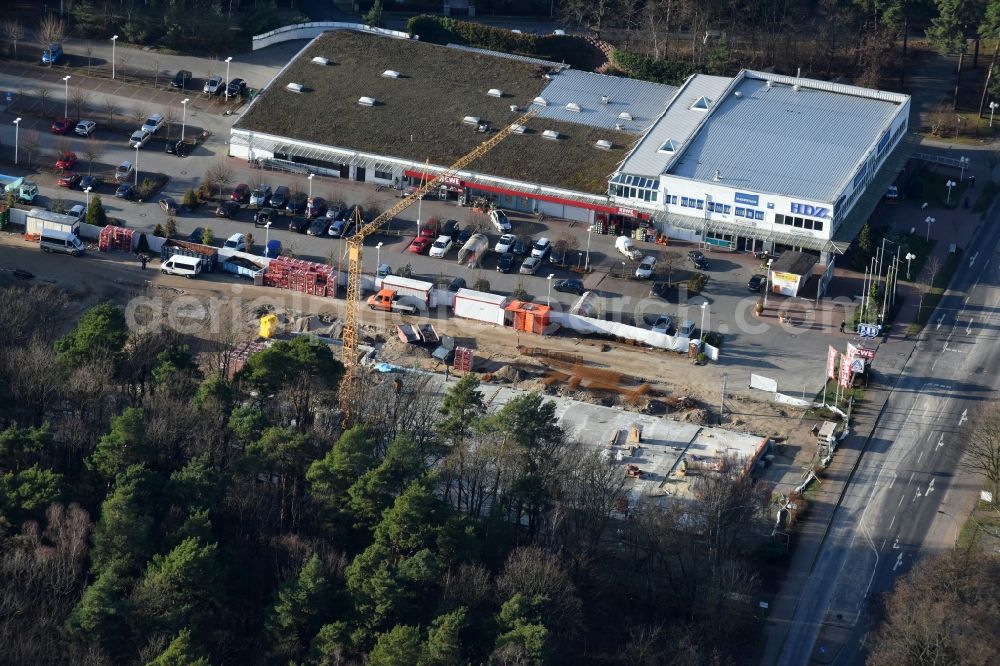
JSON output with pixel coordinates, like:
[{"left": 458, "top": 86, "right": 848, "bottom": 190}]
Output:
[{"left": 98, "top": 225, "right": 134, "bottom": 252}]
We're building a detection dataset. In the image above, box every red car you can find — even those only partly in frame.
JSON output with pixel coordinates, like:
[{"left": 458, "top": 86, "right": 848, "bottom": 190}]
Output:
[
  {"left": 408, "top": 236, "right": 431, "bottom": 254},
  {"left": 50, "top": 117, "right": 73, "bottom": 134},
  {"left": 418, "top": 224, "right": 438, "bottom": 239},
  {"left": 55, "top": 151, "right": 77, "bottom": 170},
  {"left": 58, "top": 172, "right": 82, "bottom": 188},
  {"left": 231, "top": 183, "right": 250, "bottom": 203}
]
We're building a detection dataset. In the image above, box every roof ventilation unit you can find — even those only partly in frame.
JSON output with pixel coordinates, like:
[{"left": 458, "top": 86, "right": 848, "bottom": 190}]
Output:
[
  {"left": 594, "top": 139, "right": 613, "bottom": 150},
  {"left": 733, "top": 91, "right": 742, "bottom": 98},
  {"left": 713, "top": 170, "right": 722, "bottom": 182},
  {"left": 614, "top": 123, "right": 624, "bottom": 131},
  {"left": 512, "top": 124, "right": 527, "bottom": 134},
  {"left": 566, "top": 102, "right": 582, "bottom": 113},
  {"left": 311, "top": 56, "right": 330, "bottom": 66},
  {"left": 462, "top": 116, "right": 481, "bottom": 126},
  {"left": 358, "top": 96, "right": 377, "bottom": 106},
  {"left": 382, "top": 69, "right": 401, "bottom": 78},
  {"left": 793, "top": 84, "right": 800, "bottom": 92},
  {"left": 542, "top": 130, "right": 561, "bottom": 141},
  {"left": 533, "top": 96, "right": 548, "bottom": 106},
  {"left": 487, "top": 88, "right": 504, "bottom": 98},
  {"left": 286, "top": 82, "right": 304, "bottom": 93},
  {"left": 766, "top": 80, "right": 773, "bottom": 90},
  {"left": 510, "top": 104, "right": 519, "bottom": 113},
  {"left": 601, "top": 95, "right": 610, "bottom": 105},
  {"left": 618, "top": 111, "right": 633, "bottom": 121}
]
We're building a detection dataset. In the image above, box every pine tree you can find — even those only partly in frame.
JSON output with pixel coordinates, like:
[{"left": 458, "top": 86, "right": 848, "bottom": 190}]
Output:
[
  {"left": 147, "top": 628, "right": 210, "bottom": 666},
  {"left": 266, "top": 554, "right": 333, "bottom": 661},
  {"left": 153, "top": 223, "right": 165, "bottom": 238},
  {"left": 200, "top": 227, "right": 213, "bottom": 246},
  {"left": 65, "top": 561, "right": 132, "bottom": 651},
  {"left": 85, "top": 194, "right": 108, "bottom": 226},
  {"left": 132, "top": 536, "right": 221, "bottom": 634},
  {"left": 88, "top": 407, "right": 150, "bottom": 482},
  {"left": 368, "top": 625, "right": 424, "bottom": 666},
  {"left": 423, "top": 607, "right": 468, "bottom": 666},
  {"left": 164, "top": 216, "right": 177, "bottom": 239},
  {"left": 89, "top": 464, "right": 156, "bottom": 577}
]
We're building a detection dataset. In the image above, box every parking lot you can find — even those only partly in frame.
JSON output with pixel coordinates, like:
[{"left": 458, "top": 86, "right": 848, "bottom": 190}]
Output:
[{"left": 0, "top": 40, "right": 862, "bottom": 399}]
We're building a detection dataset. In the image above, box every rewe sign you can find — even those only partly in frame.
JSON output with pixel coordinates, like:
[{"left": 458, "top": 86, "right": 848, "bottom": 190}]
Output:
[{"left": 790, "top": 202, "right": 829, "bottom": 218}]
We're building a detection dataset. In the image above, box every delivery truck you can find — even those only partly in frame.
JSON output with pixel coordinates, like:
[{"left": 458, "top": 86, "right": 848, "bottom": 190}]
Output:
[
  {"left": 0, "top": 174, "right": 38, "bottom": 203},
  {"left": 377, "top": 275, "right": 435, "bottom": 308}
]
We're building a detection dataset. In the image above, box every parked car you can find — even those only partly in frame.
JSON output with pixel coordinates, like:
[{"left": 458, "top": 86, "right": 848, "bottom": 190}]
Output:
[
  {"left": 448, "top": 277, "right": 467, "bottom": 292},
  {"left": 41, "top": 43, "right": 62, "bottom": 65},
  {"left": 457, "top": 226, "right": 474, "bottom": 245},
  {"left": 377, "top": 263, "right": 393, "bottom": 279},
  {"left": 531, "top": 237, "right": 551, "bottom": 260},
  {"left": 429, "top": 235, "right": 453, "bottom": 258},
  {"left": 519, "top": 256, "right": 541, "bottom": 275},
  {"left": 306, "top": 197, "right": 327, "bottom": 218},
  {"left": 226, "top": 78, "right": 247, "bottom": 97},
  {"left": 441, "top": 219, "right": 460, "bottom": 237},
  {"left": 490, "top": 208, "right": 511, "bottom": 232},
  {"left": 687, "top": 250, "right": 709, "bottom": 270},
  {"left": 285, "top": 192, "right": 307, "bottom": 214},
  {"left": 649, "top": 282, "right": 683, "bottom": 303},
  {"left": 650, "top": 314, "right": 675, "bottom": 334},
  {"left": 114, "top": 160, "right": 134, "bottom": 182},
  {"left": 80, "top": 175, "right": 101, "bottom": 191},
  {"left": 55, "top": 151, "right": 78, "bottom": 170},
  {"left": 494, "top": 233, "right": 516, "bottom": 254},
  {"left": 115, "top": 183, "right": 135, "bottom": 199},
  {"left": 231, "top": 183, "right": 250, "bottom": 203},
  {"left": 288, "top": 216, "right": 311, "bottom": 233},
  {"left": 328, "top": 217, "right": 349, "bottom": 238},
  {"left": 158, "top": 197, "right": 179, "bottom": 215},
  {"left": 58, "top": 172, "right": 82, "bottom": 188},
  {"left": 170, "top": 70, "right": 193, "bottom": 89},
  {"left": 270, "top": 186, "right": 290, "bottom": 209},
  {"left": 129, "top": 129, "right": 151, "bottom": 148},
  {"left": 553, "top": 278, "right": 585, "bottom": 295},
  {"left": 67, "top": 204, "right": 86, "bottom": 221},
  {"left": 264, "top": 239, "right": 282, "bottom": 258},
  {"left": 677, "top": 320, "right": 697, "bottom": 337},
  {"left": 216, "top": 201, "right": 240, "bottom": 218},
  {"left": 188, "top": 227, "right": 204, "bottom": 243},
  {"left": 223, "top": 233, "right": 247, "bottom": 251},
  {"left": 165, "top": 139, "right": 190, "bottom": 157},
  {"left": 511, "top": 238, "right": 531, "bottom": 256},
  {"left": 249, "top": 185, "right": 271, "bottom": 206},
  {"left": 204, "top": 76, "right": 225, "bottom": 95},
  {"left": 496, "top": 252, "right": 517, "bottom": 273},
  {"left": 75, "top": 119, "right": 97, "bottom": 137},
  {"left": 50, "top": 117, "right": 73, "bottom": 135},
  {"left": 307, "top": 217, "right": 329, "bottom": 236},
  {"left": 409, "top": 236, "right": 431, "bottom": 254},
  {"left": 141, "top": 114, "right": 165, "bottom": 134},
  {"left": 635, "top": 256, "right": 657, "bottom": 279},
  {"left": 747, "top": 274, "right": 766, "bottom": 292},
  {"left": 254, "top": 207, "right": 275, "bottom": 228}
]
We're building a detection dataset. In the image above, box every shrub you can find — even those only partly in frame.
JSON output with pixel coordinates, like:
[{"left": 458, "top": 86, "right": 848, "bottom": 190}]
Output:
[
  {"left": 182, "top": 188, "right": 198, "bottom": 209},
  {"left": 609, "top": 50, "right": 699, "bottom": 86},
  {"left": 153, "top": 223, "right": 165, "bottom": 238},
  {"left": 164, "top": 217, "right": 177, "bottom": 239},
  {"left": 472, "top": 278, "right": 491, "bottom": 292},
  {"left": 201, "top": 228, "right": 213, "bottom": 246}
]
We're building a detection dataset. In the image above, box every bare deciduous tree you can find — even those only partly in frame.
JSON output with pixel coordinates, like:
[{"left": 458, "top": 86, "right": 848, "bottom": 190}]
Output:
[
  {"left": 131, "top": 105, "right": 149, "bottom": 127},
  {"left": 70, "top": 88, "right": 91, "bottom": 121},
  {"left": 1, "top": 19, "right": 25, "bottom": 59},
  {"left": 961, "top": 405, "right": 1000, "bottom": 502},
  {"left": 37, "top": 15, "right": 67, "bottom": 54},
  {"left": 83, "top": 142, "right": 105, "bottom": 176},
  {"left": 118, "top": 52, "right": 131, "bottom": 84},
  {"left": 162, "top": 107, "right": 178, "bottom": 141},
  {"left": 103, "top": 96, "right": 119, "bottom": 128},
  {"left": 21, "top": 129, "right": 40, "bottom": 167},
  {"left": 205, "top": 160, "right": 234, "bottom": 198},
  {"left": 83, "top": 41, "right": 93, "bottom": 75},
  {"left": 38, "top": 88, "right": 53, "bottom": 116}
]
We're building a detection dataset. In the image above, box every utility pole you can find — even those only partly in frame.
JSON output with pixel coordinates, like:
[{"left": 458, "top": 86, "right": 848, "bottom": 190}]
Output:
[{"left": 720, "top": 373, "right": 727, "bottom": 419}]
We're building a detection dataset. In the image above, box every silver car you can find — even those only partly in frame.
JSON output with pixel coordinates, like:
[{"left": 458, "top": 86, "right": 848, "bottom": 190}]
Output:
[{"left": 519, "top": 256, "right": 541, "bottom": 275}]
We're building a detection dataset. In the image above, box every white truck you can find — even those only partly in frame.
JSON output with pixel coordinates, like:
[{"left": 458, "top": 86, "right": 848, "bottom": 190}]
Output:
[
  {"left": 0, "top": 173, "right": 39, "bottom": 203},
  {"left": 377, "top": 274, "right": 436, "bottom": 308},
  {"left": 615, "top": 236, "right": 642, "bottom": 261}
]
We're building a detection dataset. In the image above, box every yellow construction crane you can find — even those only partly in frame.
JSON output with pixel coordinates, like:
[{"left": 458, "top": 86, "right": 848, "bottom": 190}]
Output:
[{"left": 339, "top": 108, "right": 540, "bottom": 415}]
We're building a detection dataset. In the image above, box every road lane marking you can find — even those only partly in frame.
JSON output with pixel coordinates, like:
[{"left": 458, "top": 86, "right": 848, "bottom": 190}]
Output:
[
  {"left": 936, "top": 314, "right": 945, "bottom": 330},
  {"left": 967, "top": 319, "right": 973, "bottom": 334},
  {"left": 937, "top": 434, "right": 945, "bottom": 451},
  {"left": 926, "top": 479, "right": 935, "bottom": 495},
  {"left": 889, "top": 515, "right": 895, "bottom": 530},
  {"left": 908, "top": 471, "right": 915, "bottom": 486},
  {"left": 918, "top": 451, "right": 924, "bottom": 464},
  {"left": 913, "top": 489, "right": 922, "bottom": 502},
  {"left": 889, "top": 473, "right": 897, "bottom": 489},
  {"left": 969, "top": 252, "right": 979, "bottom": 267},
  {"left": 893, "top": 537, "right": 900, "bottom": 549},
  {"left": 959, "top": 409, "right": 968, "bottom": 426},
  {"left": 898, "top": 496, "right": 904, "bottom": 507},
  {"left": 892, "top": 552, "right": 904, "bottom": 572}
]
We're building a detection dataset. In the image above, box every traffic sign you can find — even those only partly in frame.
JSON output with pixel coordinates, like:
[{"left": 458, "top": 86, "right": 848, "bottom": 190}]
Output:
[
  {"left": 851, "top": 358, "right": 865, "bottom": 372},
  {"left": 857, "top": 323, "right": 881, "bottom": 338}
]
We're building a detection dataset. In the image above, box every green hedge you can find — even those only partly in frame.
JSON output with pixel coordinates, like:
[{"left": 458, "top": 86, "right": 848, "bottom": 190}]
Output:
[
  {"left": 609, "top": 50, "right": 699, "bottom": 86},
  {"left": 408, "top": 14, "right": 540, "bottom": 53}
]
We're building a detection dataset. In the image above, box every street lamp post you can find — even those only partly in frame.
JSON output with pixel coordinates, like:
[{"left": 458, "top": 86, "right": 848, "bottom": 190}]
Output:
[
  {"left": 180, "top": 98, "right": 189, "bottom": 142},
  {"left": 959, "top": 157, "right": 970, "bottom": 182},
  {"left": 925, "top": 215, "right": 935, "bottom": 241},
  {"left": 376, "top": 241, "right": 383, "bottom": 270},
  {"left": 134, "top": 144, "right": 140, "bottom": 188},
  {"left": 85, "top": 186, "right": 92, "bottom": 209},
  {"left": 547, "top": 274, "right": 554, "bottom": 306},
  {"left": 264, "top": 221, "right": 271, "bottom": 253},
  {"left": 62, "top": 75, "right": 71, "bottom": 118},
  {"left": 905, "top": 252, "right": 916, "bottom": 280},
  {"left": 992, "top": 101, "right": 999, "bottom": 128},
  {"left": 13, "top": 117, "right": 21, "bottom": 165},
  {"left": 111, "top": 36, "right": 118, "bottom": 80},
  {"left": 307, "top": 173, "right": 314, "bottom": 201},
  {"left": 763, "top": 259, "right": 774, "bottom": 306},
  {"left": 585, "top": 225, "right": 594, "bottom": 272},
  {"left": 224, "top": 57, "right": 233, "bottom": 102},
  {"left": 945, "top": 180, "right": 956, "bottom": 204},
  {"left": 936, "top": 510, "right": 960, "bottom": 548},
  {"left": 699, "top": 301, "right": 708, "bottom": 338}
]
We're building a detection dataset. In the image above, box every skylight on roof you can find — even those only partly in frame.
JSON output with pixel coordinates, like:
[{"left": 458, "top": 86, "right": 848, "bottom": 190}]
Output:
[
  {"left": 541, "top": 130, "right": 561, "bottom": 141},
  {"left": 533, "top": 96, "right": 548, "bottom": 106},
  {"left": 566, "top": 102, "right": 581, "bottom": 112},
  {"left": 657, "top": 139, "right": 678, "bottom": 154},
  {"left": 691, "top": 96, "right": 713, "bottom": 110},
  {"left": 487, "top": 88, "right": 504, "bottom": 98},
  {"left": 382, "top": 70, "right": 401, "bottom": 78}
]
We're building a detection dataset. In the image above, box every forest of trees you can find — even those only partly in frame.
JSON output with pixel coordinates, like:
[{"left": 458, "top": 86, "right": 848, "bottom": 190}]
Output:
[{"left": 0, "top": 284, "right": 774, "bottom": 664}]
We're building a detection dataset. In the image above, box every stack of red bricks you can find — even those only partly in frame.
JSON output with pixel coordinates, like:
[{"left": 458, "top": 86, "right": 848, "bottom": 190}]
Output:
[
  {"left": 263, "top": 257, "right": 336, "bottom": 297},
  {"left": 98, "top": 225, "right": 134, "bottom": 252}
]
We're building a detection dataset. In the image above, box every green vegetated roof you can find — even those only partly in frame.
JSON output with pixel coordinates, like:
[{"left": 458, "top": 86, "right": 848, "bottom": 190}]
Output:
[{"left": 236, "top": 30, "right": 631, "bottom": 195}]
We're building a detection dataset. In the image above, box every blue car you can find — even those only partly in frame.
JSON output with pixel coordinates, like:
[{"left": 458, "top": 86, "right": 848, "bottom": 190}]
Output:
[
  {"left": 264, "top": 239, "right": 282, "bottom": 258},
  {"left": 42, "top": 43, "right": 63, "bottom": 65}
]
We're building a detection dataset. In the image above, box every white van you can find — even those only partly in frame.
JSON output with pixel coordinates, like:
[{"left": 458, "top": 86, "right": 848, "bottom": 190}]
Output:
[
  {"left": 161, "top": 254, "right": 203, "bottom": 278},
  {"left": 40, "top": 229, "right": 85, "bottom": 256}
]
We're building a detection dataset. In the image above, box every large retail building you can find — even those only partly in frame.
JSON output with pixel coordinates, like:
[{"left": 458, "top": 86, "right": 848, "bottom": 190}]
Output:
[{"left": 230, "top": 27, "right": 911, "bottom": 262}]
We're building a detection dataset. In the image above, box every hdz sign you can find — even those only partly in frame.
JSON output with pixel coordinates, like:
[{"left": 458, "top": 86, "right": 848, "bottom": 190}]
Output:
[
  {"left": 790, "top": 202, "right": 829, "bottom": 218},
  {"left": 856, "top": 323, "right": 881, "bottom": 338}
]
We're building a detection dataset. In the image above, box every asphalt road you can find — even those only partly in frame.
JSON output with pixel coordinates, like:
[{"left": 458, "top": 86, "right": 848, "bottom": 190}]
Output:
[{"left": 771, "top": 204, "right": 1000, "bottom": 664}]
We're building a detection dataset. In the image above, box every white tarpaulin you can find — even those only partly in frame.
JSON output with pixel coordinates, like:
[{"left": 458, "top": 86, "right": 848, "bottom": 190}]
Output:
[
  {"left": 551, "top": 311, "right": 694, "bottom": 353},
  {"left": 750, "top": 374, "right": 779, "bottom": 392}
]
